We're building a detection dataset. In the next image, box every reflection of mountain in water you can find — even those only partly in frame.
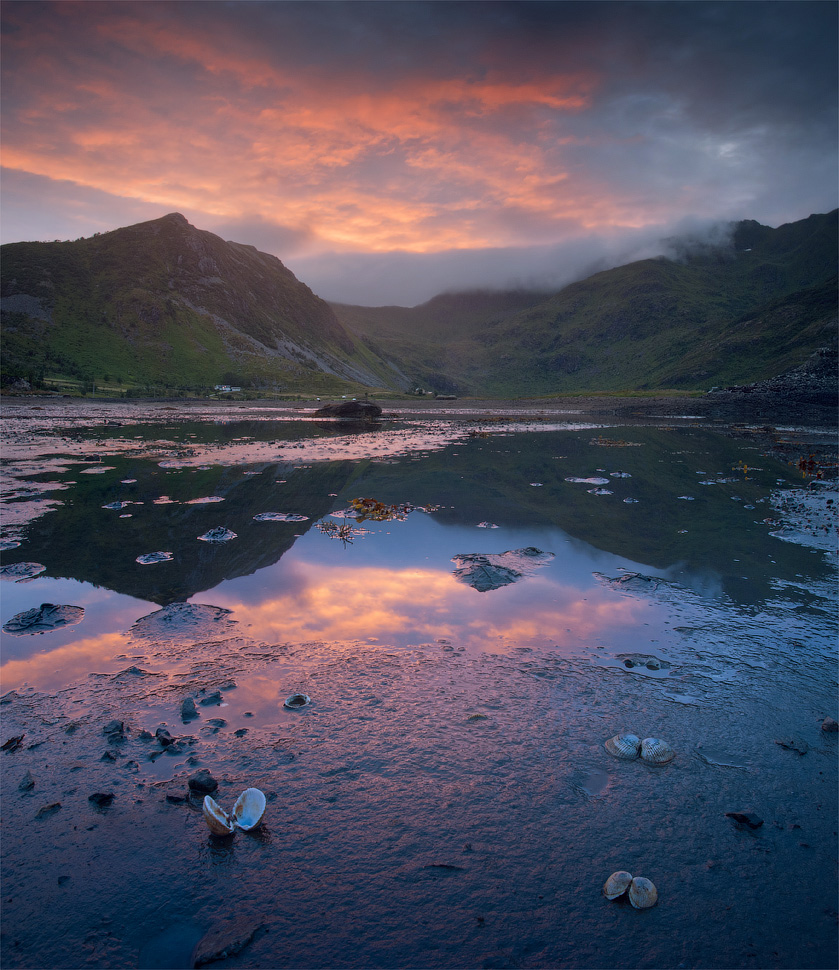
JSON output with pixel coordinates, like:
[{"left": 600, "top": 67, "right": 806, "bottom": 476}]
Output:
[
  {"left": 346, "top": 425, "right": 830, "bottom": 606},
  {"left": 14, "top": 459, "right": 359, "bottom": 605}
]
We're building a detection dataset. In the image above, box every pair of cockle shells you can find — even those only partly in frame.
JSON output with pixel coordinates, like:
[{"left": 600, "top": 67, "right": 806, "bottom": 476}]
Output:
[
  {"left": 605, "top": 733, "right": 676, "bottom": 764},
  {"left": 203, "top": 788, "right": 266, "bottom": 836},
  {"left": 603, "top": 871, "right": 658, "bottom": 909}
]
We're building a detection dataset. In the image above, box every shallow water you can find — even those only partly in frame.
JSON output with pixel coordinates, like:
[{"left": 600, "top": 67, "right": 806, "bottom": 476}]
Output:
[{"left": 0, "top": 400, "right": 836, "bottom": 970}]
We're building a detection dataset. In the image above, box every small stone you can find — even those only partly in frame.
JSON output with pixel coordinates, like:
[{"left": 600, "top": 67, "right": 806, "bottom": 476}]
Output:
[
  {"left": 725, "top": 812, "right": 764, "bottom": 829},
  {"left": 101, "top": 749, "right": 118, "bottom": 762},
  {"left": 18, "top": 770, "right": 35, "bottom": 791},
  {"left": 181, "top": 697, "right": 199, "bottom": 720},
  {"left": 102, "top": 720, "right": 125, "bottom": 738},
  {"left": 200, "top": 691, "right": 223, "bottom": 707},
  {"left": 187, "top": 769, "right": 218, "bottom": 794},
  {"left": 191, "top": 915, "right": 262, "bottom": 967},
  {"left": 88, "top": 792, "right": 115, "bottom": 807},
  {"left": 1, "top": 735, "right": 25, "bottom": 752},
  {"left": 35, "top": 802, "right": 62, "bottom": 819},
  {"left": 821, "top": 717, "right": 838, "bottom": 733},
  {"left": 166, "top": 793, "right": 188, "bottom": 804},
  {"left": 155, "top": 727, "right": 174, "bottom": 746}
]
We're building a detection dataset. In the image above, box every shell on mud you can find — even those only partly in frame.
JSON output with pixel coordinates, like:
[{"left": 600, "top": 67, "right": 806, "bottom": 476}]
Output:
[
  {"left": 603, "top": 870, "right": 633, "bottom": 900},
  {"left": 231, "top": 788, "right": 266, "bottom": 831},
  {"left": 284, "top": 693, "right": 311, "bottom": 710},
  {"left": 203, "top": 795, "right": 235, "bottom": 836},
  {"left": 604, "top": 733, "right": 642, "bottom": 760},
  {"left": 640, "top": 737, "right": 676, "bottom": 764},
  {"left": 628, "top": 876, "right": 658, "bottom": 909}
]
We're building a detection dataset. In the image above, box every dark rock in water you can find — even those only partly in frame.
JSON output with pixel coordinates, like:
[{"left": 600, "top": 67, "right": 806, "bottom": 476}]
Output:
[
  {"left": 725, "top": 811, "right": 764, "bottom": 829},
  {"left": 88, "top": 792, "right": 115, "bottom": 807},
  {"left": 451, "top": 547, "right": 555, "bottom": 592},
  {"left": 200, "top": 690, "right": 223, "bottom": 707},
  {"left": 314, "top": 400, "right": 382, "bottom": 421},
  {"left": 192, "top": 915, "right": 263, "bottom": 967},
  {"left": 821, "top": 717, "right": 838, "bottom": 733},
  {"left": 3, "top": 602, "right": 85, "bottom": 635},
  {"left": 19, "top": 770, "right": 35, "bottom": 791},
  {"left": 188, "top": 769, "right": 218, "bottom": 794},
  {"left": 181, "top": 697, "right": 199, "bottom": 720}
]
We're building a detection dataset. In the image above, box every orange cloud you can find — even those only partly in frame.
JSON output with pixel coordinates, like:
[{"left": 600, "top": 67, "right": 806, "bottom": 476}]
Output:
[
  {"left": 1, "top": 6, "right": 623, "bottom": 253},
  {"left": 205, "top": 563, "right": 646, "bottom": 651}
]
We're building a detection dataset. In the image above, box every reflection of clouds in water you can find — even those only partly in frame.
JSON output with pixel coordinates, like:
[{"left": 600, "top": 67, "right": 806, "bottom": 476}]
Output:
[
  {"left": 208, "top": 562, "right": 646, "bottom": 653},
  {"left": 0, "top": 631, "right": 132, "bottom": 688}
]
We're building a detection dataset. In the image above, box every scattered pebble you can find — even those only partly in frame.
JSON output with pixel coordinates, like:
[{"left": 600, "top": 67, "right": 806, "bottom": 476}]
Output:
[
  {"left": 188, "top": 769, "right": 218, "bottom": 794},
  {"left": 725, "top": 812, "right": 764, "bottom": 829}
]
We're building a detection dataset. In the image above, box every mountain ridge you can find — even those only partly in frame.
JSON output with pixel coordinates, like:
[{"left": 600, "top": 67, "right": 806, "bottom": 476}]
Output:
[
  {"left": 1, "top": 210, "right": 836, "bottom": 397},
  {"left": 1, "top": 212, "right": 405, "bottom": 394},
  {"left": 333, "top": 210, "right": 838, "bottom": 395}
]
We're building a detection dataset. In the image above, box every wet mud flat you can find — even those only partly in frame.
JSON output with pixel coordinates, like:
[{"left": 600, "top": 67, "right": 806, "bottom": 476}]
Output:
[
  {"left": 2, "top": 629, "right": 837, "bottom": 970},
  {"left": 0, "top": 395, "right": 837, "bottom": 969}
]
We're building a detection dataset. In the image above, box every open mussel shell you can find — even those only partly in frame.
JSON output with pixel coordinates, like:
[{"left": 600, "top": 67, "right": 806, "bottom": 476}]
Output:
[
  {"left": 232, "top": 788, "right": 266, "bottom": 831},
  {"left": 203, "top": 795, "right": 235, "bottom": 836},
  {"left": 603, "top": 870, "right": 633, "bottom": 900},
  {"left": 284, "top": 693, "right": 311, "bottom": 710},
  {"left": 604, "top": 733, "right": 641, "bottom": 760},
  {"left": 640, "top": 737, "right": 676, "bottom": 764},
  {"left": 628, "top": 876, "right": 658, "bottom": 909}
]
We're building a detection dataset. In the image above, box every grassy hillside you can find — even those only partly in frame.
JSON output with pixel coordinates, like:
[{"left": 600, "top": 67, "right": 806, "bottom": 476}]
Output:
[
  {"left": 333, "top": 211, "right": 838, "bottom": 395},
  {"left": 1, "top": 213, "right": 406, "bottom": 395}
]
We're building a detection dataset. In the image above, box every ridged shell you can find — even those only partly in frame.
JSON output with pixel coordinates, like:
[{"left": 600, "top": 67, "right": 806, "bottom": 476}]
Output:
[
  {"left": 604, "top": 733, "right": 641, "bottom": 760},
  {"left": 640, "top": 737, "right": 676, "bottom": 764},
  {"left": 231, "top": 788, "right": 266, "bottom": 831},
  {"left": 603, "top": 870, "right": 633, "bottom": 900},
  {"left": 284, "top": 693, "right": 311, "bottom": 709},
  {"left": 628, "top": 876, "right": 658, "bottom": 909},
  {"left": 203, "top": 795, "right": 235, "bottom": 835}
]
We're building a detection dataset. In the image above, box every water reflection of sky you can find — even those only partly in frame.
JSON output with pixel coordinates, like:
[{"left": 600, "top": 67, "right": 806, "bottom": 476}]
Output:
[
  {"left": 199, "top": 516, "right": 660, "bottom": 655},
  {"left": 1, "top": 406, "right": 835, "bottom": 698}
]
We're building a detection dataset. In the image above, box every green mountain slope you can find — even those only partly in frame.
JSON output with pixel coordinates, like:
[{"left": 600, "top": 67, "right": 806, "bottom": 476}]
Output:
[
  {"left": 333, "top": 210, "right": 838, "bottom": 395},
  {"left": 1, "top": 213, "right": 407, "bottom": 394}
]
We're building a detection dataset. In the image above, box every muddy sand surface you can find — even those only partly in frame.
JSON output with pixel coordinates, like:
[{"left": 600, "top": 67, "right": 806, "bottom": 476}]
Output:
[{"left": 0, "top": 394, "right": 836, "bottom": 970}]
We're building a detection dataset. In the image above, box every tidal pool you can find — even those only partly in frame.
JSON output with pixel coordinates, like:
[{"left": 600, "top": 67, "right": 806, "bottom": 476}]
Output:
[{"left": 0, "top": 400, "right": 836, "bottom": 970}]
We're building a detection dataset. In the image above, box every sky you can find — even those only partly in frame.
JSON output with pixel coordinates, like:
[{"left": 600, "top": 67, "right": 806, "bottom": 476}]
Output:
[{"left": 1, "top": 0, "right": 836, "bottom": 306}]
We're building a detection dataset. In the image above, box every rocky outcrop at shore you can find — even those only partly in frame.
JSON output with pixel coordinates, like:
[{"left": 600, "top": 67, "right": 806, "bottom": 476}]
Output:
[{"left": 709, "top": 347, "right": 837, "bottom": 404}]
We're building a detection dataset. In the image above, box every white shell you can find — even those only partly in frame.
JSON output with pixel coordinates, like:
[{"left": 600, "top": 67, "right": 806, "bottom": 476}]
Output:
[
  {"left": 603, "top": 870, "right": 633, "bottom": 900},
  {"left": 284, "top": 693, "right": 311, "bottom": 709},
  {"left": 628, "top": 876, "right": 658, "bottom": 909},
  {"left": 203, "top": 795, "right": 235, "bottom": 835},
  {"left": 604, "top": 733, "right": 641, "bottom": 760},
  {"left": 231, "top": 788, "right": 266, "bottom": 831},
  {"left": 640, "top": 737, "right": 676, "bottom": 764}
]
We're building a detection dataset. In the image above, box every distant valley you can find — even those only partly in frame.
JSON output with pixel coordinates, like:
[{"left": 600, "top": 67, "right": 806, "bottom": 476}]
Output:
[{"left": 2, "top": 210, "right": 836, "bottom": 398}]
